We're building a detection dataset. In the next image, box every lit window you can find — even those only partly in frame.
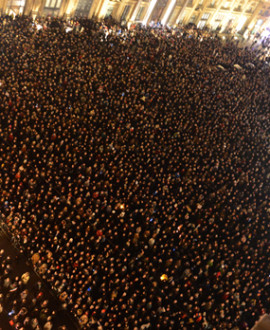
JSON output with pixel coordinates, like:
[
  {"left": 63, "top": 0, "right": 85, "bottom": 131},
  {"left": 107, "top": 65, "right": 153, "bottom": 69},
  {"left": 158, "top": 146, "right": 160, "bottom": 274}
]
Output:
[
  {"left": 197, "top": 20, "right": 206, "bottom": 29},
  {"left": 189, "top": 15, "right": 196, "bottom": 23},
  {"left": 75, "top": 0, "right": 94, "bottom": 17},
  {"left": 201, "top": 13, "right": 210, "bottom": 20},
  {"left": 211, "top": 21, "right": 221, "bottom": 30},
  {"left": 105, "top": 6, "right": 114, "bottom": 18},
  {"left": 215, "top": 13, "right": 224, "bottom": 21},
  {"left": 135, "top": 6, "right": 145, "bottom": 21},
  {"left": 236, "top": 16, "right": 246, "bottom": 31},
  {"left": 50, "top": 0, "right": 57, "bottom": 8},
  {"left": 45, "top": 0, "right": 61, "bottom": 8},
  {"left": 56, "top": 0, "right": 62, "bottom": 8},
  {"left": 6, "top": 0, "right": 26, "bottom": 15},
  {"left": 121, "top": 5, "right": 131, "bottom": 21},
  {"left": 255, "top": 19, "right": 263, "bottom": 26}
]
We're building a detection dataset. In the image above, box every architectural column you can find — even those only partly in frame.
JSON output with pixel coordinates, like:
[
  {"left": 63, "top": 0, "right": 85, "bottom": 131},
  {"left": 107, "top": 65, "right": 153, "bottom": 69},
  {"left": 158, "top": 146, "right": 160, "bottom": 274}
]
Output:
[
  {"left": 142, "top": 0, "right": 159, "bottom": 24},
  {"left": 160, "top": 0, "right": 177, "bottom": 25},
  {"left": 0, "top": 0, "right": 8, "bottom": 14},
  {"left": 208, "top": 0, "right": 227, "bottom": 26},
  {"left": 37, "top": 0, "right": 46, "bottom": 15},
  {"left": 241, "top": 0, "right": 252, "bottom": 12},
  {"left": 59, "top": 0, "right": 71, "bottom": 17},
  {"left": 181, "top": 0, "right": 201, "bottom": 25},
  {"left": 64, "top": 0, "right": 79, "bottom": 17},
  {"left": 114, "top": 2, "right": 126, "bottom": 21},
  {"left": 194, "top": 0, "right": 212, "bottom": 25},
  {"left": 89, "top": 0, "right": 100, "bottom": 18},
  {"left": 217, "top": 0, "right": 238, "bottom": 31},
  {"left": 23, "top": 0, "right": 46, "bottom": 16},
  {"left": 97, "top": 0, "right": 110, "bottom": 19},
  {"left": 130, "top": 0, "right": 142, "bottom": 21},
  {"left": 175, "top": 0, "right": 189, "bottom": 24},
  {"left": 240, "top": 1, "right": 263, "bottom": 34},
  {"left": 23, "top": 0, "right": 33, "bottom": 15},
  {"left": 233, "top": 0, "right": 253, "bottom": 32},
  {"left": 229, "top": 0, "right": 239, "bottom": 16}
]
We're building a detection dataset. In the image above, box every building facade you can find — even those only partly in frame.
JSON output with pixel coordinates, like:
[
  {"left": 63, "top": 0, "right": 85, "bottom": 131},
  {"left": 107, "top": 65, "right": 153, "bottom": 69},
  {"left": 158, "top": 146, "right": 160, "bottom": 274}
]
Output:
[{"left": 1, "top": 0, "right": 270, "bottom": 37}]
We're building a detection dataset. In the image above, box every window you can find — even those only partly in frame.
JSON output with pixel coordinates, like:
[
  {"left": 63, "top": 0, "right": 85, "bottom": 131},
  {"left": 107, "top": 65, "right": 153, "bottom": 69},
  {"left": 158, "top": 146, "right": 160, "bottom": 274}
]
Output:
[
  {"left": 189, "top": 15, "right": 196, "bottom": 23},
  {"left": 45, "top": 0, "right": 61, "bottom": 8},
  {"left": 215, "top": 13, "right": 224, "bottom": 21},
  {"left": 51, "top": 0, "right": 57, "bottom": 8},
  {"left": 135, "top": 6, "right": 144, "bottom": 21},
  {"left": 222, "top": 1, "right": 230, "bottom": 9},
  {"left": 75, "top": 0, "right": 94, "bottom": 17},
  {"left": 235, "top": 16, "right": 246, "bottom": 31},
  {"left": 121, "top": 5, "right": 131, "bottom": 21},
  {"left": 177, "top": 10, "right": 186, "bottom": 23},
  {"left": 105, "top": 6, "right": 114, "bottom": 18},
  {"left": 201, "top": 13, "right": 210, "bottom": 20},
  {"left": 246, "top": 6, "right": 254, "bottom": 13},
  {"left": 197, "top": 20, "right": 206, "bottom": 29},
  {"left": 6, "top": 0, "right": 26, "bottom": 14},
  {"left": 255, "top": 19, "right": 263, "bottom": 27},
  {"left": 211, "top": 21, "right": 221, "bottom": 30},
  {"left": 150, "top": 0, "right": 169, "bottom": 23},
  {"left": 234, "top": 5, "right": 241, "bottom": 11}
]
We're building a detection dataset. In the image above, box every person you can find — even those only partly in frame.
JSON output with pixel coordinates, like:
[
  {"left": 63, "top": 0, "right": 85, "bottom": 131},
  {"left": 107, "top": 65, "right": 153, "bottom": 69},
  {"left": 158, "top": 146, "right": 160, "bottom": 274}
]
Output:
[
  {"left": 0, "top": 249, "right": 62, "bottom": 328},
  {"left": 21, "top": 272, "right": 30, "bottom": 285},
  {"left": 0, "top": 15, "right": 269, "bottom": 329}
]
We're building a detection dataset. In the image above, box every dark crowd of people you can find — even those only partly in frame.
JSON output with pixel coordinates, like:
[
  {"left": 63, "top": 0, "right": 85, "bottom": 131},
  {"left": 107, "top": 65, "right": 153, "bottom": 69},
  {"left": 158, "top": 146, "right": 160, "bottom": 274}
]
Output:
[
  {"left": 0, "top": 247, "right": 63, "bottom": 329},
  {"left": 0, "top": 14, "right": 270, "bottom": 329}
]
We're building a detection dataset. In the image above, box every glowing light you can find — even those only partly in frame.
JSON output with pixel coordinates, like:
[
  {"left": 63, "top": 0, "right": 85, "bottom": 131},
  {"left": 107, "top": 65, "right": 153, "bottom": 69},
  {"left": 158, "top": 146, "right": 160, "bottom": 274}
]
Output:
[
  {"left": 9, "top": 10, "right": 16, "bottom": 16},
  {"left": 160, "top": 274, "right": 168, "bottom": 281},
  {"left": 66, "top": 27, "right": 73, "bottom": 33},
  {"left": 236, "top": 16, "right": 247, "bottom": 32},
  {"left": 99, "top": 0, "right": 110, "bottom": 19},
  {"left": 130, "top": 1, "right": 141, "bottom": 22},
  {"left": 261, "top": 28, "right": 270, "bottom": 38},
  {"left": 142, "top": 0, "right": 158, "bottom": 25},
  {"left": 65, "top": 0, "right": 75, "bottom": 16},
  {"left": 161, "top": 0, "right": 176, "bottom": 26}
]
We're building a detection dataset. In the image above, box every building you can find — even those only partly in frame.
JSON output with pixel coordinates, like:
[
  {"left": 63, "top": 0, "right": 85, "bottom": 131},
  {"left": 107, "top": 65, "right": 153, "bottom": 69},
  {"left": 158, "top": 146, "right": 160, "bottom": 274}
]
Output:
[{"left": 1, "top": 0, "right": 270, "bottom": 38}]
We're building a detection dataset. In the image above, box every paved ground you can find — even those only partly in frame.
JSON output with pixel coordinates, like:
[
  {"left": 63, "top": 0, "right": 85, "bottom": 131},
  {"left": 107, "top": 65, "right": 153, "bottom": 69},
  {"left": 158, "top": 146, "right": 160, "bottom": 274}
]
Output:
[{"left": 0, "top": 227, "right": 79, "bottom": 330}]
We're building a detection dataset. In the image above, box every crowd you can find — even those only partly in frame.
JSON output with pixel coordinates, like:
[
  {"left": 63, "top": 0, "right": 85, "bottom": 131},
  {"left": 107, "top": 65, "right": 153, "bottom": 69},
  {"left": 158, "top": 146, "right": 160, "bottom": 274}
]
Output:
[
  {"left": 0, "top": 247, "right": 64, "bottom": 329},
  {"left": 0, "top": 14, "right": 269, "bottom": 329}
]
